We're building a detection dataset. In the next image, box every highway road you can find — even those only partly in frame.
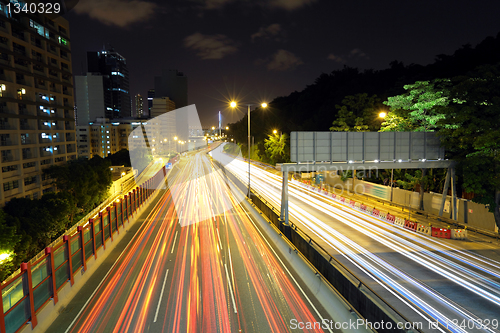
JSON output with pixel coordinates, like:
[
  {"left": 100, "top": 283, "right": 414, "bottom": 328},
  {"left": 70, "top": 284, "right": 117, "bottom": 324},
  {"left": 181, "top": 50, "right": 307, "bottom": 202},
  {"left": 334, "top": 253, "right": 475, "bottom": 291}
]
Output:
[
  {"left": 47, "top": 150, "right": 335, "bottom": 333},
  {"left": 213, "top": 144, "right": 500, "bottom": 333}
]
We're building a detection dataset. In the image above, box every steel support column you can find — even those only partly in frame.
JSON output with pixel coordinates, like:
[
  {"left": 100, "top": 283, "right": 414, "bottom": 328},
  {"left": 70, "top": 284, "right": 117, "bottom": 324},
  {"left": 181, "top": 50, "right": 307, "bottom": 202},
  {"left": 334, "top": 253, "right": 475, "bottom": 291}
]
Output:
[
  {"left": 439, "top": 168, "right": 451, "bottom": 217},
  {"left": 280, "top": 171, "right": 289, "bottom": 226},
  {"left": 451, "top": 167, "right": 457, "bottom": 220}
]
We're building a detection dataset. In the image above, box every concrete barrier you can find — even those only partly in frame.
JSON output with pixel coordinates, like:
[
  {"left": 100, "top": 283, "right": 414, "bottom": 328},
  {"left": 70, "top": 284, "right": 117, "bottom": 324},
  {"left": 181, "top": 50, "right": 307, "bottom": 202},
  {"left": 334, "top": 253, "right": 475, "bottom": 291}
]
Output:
[
  {"left": 386, "top": 213, "right": 395, "bottom": 224},
  {"left": 379, "top": 211, "right": 387, "bottom": 219},
  {"left": 372, "top": 209, "right": 380, "bottom": 217},
  {"left": 416, "top": 224, "right": 431, "bottom": 236},
  {"left": 395, "top": 217, "right": 405, "bottom": 227},
  {"left": 354, "top": 202, "right": 361, "bottom": 209},
  {"left": 451, "top": 229, "right": 468, "bottom": 240},
  {"left": 349, "top": 200, "right": 356, "bottom": 208}
]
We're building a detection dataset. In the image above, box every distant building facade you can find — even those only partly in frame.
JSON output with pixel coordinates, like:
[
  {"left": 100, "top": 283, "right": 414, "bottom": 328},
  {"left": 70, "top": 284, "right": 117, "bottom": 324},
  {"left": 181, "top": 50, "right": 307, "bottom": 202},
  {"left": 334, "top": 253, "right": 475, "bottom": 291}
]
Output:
[
  {"left": 150, "top": 97, "right": 175, "bottom": 118},
  {"left": 77, "top": 118, "right": 146, "bottom": 159},
  {"left": 135, "top": 93, "right": 143, "bottom": 118}
]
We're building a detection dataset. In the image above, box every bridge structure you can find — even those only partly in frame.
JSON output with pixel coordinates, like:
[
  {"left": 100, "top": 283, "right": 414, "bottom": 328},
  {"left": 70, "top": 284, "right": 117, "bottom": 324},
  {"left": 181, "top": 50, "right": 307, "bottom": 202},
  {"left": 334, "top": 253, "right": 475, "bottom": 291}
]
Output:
[{"left": 278, "top": 132, "right": 456, "bottom": 232}]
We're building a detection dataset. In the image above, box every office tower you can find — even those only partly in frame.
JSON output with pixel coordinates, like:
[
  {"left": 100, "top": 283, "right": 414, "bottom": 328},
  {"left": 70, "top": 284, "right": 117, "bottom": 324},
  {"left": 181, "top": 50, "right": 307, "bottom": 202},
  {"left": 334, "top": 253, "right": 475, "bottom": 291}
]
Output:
[
  {"left": 76, "top": 45, "right": 131, "bottom": 124},
  {"left": 0, "top": 7, "right": 77, "bottom": 205},
  {"left": 147, "top": 89, "right": 154, "bottom": 117},
  {"left": 75, "top": 73, "right": 106, "bottom": 126},
  {"left": 154, "top": 70, "right": 187, "bottom": 108},
  {"left": 135, "top": 93, "right": 143, "bottom": 118},
  {"left": 154, "top": 70, "right": 188, "bottom": 140}
]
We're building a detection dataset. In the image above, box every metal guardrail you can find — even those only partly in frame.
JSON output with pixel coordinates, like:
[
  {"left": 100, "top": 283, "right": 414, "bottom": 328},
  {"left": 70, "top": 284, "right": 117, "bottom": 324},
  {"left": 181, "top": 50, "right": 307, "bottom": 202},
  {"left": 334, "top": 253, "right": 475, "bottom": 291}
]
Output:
[{"left": 215, "top": 158, "right": 434, "bottom": 333}]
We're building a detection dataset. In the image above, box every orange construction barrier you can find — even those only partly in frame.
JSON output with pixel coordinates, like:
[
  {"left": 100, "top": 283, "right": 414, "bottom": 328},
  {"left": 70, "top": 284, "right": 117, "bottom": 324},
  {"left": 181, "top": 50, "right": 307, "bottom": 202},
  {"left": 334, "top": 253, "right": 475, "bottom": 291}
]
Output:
[
  {"left": 403, "top": 220, "right": 417, "bottom": 232},
  {"left": 431, "top": 227, "right": 451, "bottom": 239}
]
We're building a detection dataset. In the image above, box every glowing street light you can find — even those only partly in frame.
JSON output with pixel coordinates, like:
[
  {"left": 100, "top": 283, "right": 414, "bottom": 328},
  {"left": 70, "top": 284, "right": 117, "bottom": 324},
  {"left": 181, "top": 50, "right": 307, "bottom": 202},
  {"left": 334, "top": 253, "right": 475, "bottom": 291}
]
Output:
[
  {"left": 273, "top": 129, "right": 278, "bottom": 134},
  {"left": 230, "top": 100, "right": 268, "bottom": 198},
  {"left": 0, "top": 252, "right": 11, "bottom": 262},
  {"left": 379, "top": 112, "right": 387, "bottom": 118}
]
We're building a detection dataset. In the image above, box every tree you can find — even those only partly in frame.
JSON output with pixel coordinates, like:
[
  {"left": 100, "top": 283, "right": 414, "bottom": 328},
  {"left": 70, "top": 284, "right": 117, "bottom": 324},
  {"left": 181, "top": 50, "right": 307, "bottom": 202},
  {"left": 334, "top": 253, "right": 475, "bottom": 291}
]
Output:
[
  {"left": 0, "top": 209, "right": 19, "bottom": 281},
  {"left": 264, "top": 133, "right": 290, "bottom": 165},
  {"left": 381, "top": 79, "right": 451, "bottom": 132},
  {"left": 437, "top": 64, "right": 500, "bottom": 227},
  {"left": 44, "top": 157, "right": 112, "bottom": 221},
  {"left": 330, "top": 93, "right": 385, "bottom": 132}
]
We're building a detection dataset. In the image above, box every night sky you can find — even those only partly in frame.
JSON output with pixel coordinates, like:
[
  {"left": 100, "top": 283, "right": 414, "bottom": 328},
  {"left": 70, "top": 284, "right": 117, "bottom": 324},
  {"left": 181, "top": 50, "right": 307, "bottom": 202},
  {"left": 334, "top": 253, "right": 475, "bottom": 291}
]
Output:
[{"left": 66, "top": 0, "right": 500, "bottom": 128}]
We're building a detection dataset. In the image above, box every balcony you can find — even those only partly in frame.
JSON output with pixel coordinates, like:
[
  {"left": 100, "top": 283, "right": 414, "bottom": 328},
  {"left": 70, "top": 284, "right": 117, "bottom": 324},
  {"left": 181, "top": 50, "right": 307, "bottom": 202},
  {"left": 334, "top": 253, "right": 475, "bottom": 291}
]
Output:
[
  {"left": 22, "top": 152, "right": 35, "bottom": 160},
  {"left": 32, "top": 40, "right": 44, "bottom": 50},
  {"left": 33, "top": 65, "right": 45, "bottom": 75},
  {"left": 20, "top": 124, "right": 35, "bottom": 130},
  {"left": 19, "top": 107, "right": 31, "bottom": 116},
  {"left": 21, "top": 139, "right": 34, "bottom": 145},
  {"left": 35, "top": 82, "right": 46, "bottom": 89},
  {"left": 0, "top": 54, "right": 11, "bottom": 66},
  {"left": 0, "top": 37, "right": 10, "bottom": 51},
  {"left": 12, "top": 31, "right": 25, "bottom": 41},
  {"left": 12, "top": 47, "right": 26, "bottom": 57},
  {"left": 2, "top": 155, "right": 15, "bottom": 163},
  {"left": 0, "top": 139, "right": 13, "bottom": 146}
]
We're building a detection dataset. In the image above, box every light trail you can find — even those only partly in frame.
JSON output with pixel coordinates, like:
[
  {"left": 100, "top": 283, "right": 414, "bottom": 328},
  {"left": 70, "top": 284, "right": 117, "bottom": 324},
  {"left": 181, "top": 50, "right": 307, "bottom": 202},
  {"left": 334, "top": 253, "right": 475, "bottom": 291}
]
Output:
[
  {"left": 214, "top": 144, "right": 500, "bottom": 333},
  {"left": 64, "top": 150, "right": 329, "bottom": 333}
]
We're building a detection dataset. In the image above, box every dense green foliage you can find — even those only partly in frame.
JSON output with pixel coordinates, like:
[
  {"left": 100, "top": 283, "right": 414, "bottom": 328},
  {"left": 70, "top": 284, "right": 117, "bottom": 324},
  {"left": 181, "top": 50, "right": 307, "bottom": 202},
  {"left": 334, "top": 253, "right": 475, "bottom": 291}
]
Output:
[
  {"left": 227, "top": 32, "right": 500, "bottom": 165},
  {"left": 0, "top": 155, "right": 115, "bottom": 281},
  {"left": 380, "top": 64, "right": 500, "bottom": 225},
  {"left": 330, "top": 93, "right": 386, "bottom": 132}
]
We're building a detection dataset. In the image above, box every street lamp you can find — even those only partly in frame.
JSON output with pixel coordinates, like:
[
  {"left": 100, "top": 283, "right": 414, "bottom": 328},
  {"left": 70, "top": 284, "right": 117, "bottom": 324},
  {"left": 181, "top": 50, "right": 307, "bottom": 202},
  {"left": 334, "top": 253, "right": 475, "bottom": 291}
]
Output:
[
  {"left": 379, "top": 112, "right": 387, "bottom": 118},
  {"left": 273, "top": 129, "right": 277, "bottom": 134},
  {"left": 230, "top": 101, "right": 268, "bottom": 198}
]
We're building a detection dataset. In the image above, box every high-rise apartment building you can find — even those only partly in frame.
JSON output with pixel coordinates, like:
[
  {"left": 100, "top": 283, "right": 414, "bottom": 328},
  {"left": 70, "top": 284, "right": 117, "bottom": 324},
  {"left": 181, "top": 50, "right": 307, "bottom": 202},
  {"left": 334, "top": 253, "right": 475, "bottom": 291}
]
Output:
[
  {"left": 75, "top": 45, "right": 131, "bottom": 125},
  {"left": 135, "top": 93, "right": 143, "bottom": 118},
  {"left": 0, "top": 5, "right": 77, "bottom": 205}
]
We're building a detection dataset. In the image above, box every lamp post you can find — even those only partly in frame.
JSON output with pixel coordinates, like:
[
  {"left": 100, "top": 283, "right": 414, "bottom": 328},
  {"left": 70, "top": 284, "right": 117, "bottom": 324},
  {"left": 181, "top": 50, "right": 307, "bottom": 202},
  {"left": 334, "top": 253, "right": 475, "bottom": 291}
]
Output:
[
  {"left": 230, "top": 101, "right": 267, "bottom": 198},
  {"left": 378, "top": 111, "right": 394, "bottom": 202}
]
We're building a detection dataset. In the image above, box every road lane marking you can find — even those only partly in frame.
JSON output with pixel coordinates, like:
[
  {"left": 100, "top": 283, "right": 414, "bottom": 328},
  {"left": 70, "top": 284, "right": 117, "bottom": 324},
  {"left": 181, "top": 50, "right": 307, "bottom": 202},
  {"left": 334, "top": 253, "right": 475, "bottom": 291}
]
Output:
[
  {"left": 240, "top": 205, "right": 333, "bottom": 333},
  {"left": 153, "top": 269, "right": 170, "bottom": 323},
  {"left": 224, "top": 264, "right": 238, "bottom": 314},
  {"left": 171, "top": 231, "right": 178, "bottom": 254}
]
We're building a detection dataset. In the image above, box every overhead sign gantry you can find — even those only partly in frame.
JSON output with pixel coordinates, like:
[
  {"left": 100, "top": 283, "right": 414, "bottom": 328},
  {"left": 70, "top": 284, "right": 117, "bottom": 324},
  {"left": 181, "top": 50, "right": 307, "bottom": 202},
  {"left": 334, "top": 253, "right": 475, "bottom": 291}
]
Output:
[{"left": 279, "top": 132, "right": 456, "bottom": 230}]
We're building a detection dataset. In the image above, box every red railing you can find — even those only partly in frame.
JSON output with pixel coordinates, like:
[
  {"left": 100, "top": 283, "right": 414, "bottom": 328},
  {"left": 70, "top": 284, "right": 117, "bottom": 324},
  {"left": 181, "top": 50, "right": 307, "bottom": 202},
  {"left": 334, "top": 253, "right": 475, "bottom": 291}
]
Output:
[{"left": 0, "top": 166, "right": 168, "bottom": 333}]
